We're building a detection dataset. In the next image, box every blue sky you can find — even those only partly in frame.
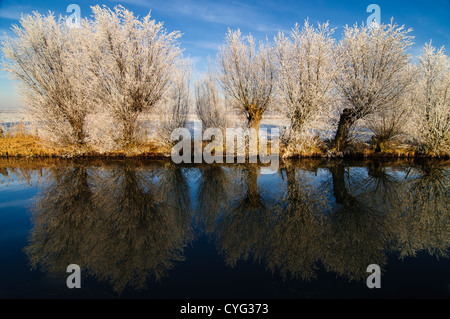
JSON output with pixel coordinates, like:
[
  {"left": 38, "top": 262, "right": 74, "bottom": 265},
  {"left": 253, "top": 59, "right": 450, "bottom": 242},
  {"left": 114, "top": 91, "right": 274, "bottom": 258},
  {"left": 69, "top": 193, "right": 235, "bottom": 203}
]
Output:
[{"left": 0, "top": 0, "right": 449, "bottom": 110}]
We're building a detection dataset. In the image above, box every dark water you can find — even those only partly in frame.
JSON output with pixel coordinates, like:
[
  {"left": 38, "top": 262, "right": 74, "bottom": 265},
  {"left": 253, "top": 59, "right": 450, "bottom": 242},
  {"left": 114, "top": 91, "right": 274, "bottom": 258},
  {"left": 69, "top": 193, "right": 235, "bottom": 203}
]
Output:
[{"left": 0, "top": 157, "right": 448, "bottom": 299}]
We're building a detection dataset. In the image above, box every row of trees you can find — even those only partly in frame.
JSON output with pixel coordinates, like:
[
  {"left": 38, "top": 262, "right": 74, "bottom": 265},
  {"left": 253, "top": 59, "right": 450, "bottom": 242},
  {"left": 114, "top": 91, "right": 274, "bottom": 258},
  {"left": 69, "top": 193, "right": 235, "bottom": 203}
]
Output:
[
  {"left": 210, "top": 20, "right": 449, "bottom": 156},
  {"left": 2, "top": 5, "right": 188, "bottom": 151},
  {"left": 2, "top": 5, "right": 449, "bottom": 156}
]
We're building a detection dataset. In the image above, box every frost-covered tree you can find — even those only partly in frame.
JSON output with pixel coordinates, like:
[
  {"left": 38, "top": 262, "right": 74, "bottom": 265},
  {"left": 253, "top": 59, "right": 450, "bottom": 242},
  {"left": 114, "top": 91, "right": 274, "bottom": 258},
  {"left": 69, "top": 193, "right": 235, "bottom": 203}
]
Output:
[
  {"left": 332, "top": 20, "right": 414, "bottom": 152},
  {"left": 412, "top": 42, "right": 450, "bottom": 155},
  {"left": 154, "top": 60, "right": 191, "bottom": 149},
  {"left": 1, "top": 12, "right": 90, "bottom": 147},
  {"left": 218, "top": 29, "right": 275, "bottom": 134},
  {"left": 194, "top": 63, "right": 228, "bottom": 132},
  {"left": 2, "top": 5, "right": 184, "bottom": 151},
  {"left": 274, "top": 20, "right": 336, "bottom": 155},
  {"left": 86, "top": 5, "right": 182, "bottom": 148},
  {"left": 363, "top": 88, "right": 413, "bottom": 151}
]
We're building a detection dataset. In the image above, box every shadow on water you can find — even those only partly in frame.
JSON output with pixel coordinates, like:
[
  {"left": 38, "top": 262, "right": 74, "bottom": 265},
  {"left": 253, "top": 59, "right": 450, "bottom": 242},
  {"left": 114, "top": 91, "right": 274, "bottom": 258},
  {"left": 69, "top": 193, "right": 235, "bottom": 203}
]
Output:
[{"left": 0, "top": 157, "right": 448, "bottom": 297}]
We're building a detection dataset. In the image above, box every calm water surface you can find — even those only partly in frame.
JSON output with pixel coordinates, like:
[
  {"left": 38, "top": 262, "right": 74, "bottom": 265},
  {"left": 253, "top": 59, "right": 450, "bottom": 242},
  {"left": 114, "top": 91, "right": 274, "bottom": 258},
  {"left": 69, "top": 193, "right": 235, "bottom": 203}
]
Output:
[{"left": 0, "top": 158, "right": 448, "bottom": 299}]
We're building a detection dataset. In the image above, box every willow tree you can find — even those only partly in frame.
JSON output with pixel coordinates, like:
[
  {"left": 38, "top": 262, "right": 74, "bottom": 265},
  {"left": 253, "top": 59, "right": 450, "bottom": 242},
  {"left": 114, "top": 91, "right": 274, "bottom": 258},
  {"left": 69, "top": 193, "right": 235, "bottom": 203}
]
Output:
[
  {"left": 218, "top": 29, "right": 275, "bottom": 134},
  {"left": 332, "top": 21, "right": 414, "bottom": 151},
  {"left": 274, "top": 20, "right": 337, "bottom": 155},
  {"left": 195, "top": 64, "right": 228, "bottom": 133},
  {"left": 363, "top": 89, "right": 413, "bottom": 152},
  {"left": 412, "top": 42, "right": 450, "bottom": 155},
  {"left": 86, "top": 5, "right": 182, "bottom": 148},
  {"left": 154, "top": 60, "right": 191, "bottom": 149},
  {"left": 1, "top": 12, "right": 90, "bottom": 147}
]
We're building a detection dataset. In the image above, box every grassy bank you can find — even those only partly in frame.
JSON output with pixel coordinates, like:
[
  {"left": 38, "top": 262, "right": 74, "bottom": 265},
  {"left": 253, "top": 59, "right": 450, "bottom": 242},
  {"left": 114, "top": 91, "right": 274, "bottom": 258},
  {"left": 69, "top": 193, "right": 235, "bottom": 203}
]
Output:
[
  {"left": 2, "top": 133, "right": 448, "bottom": 159},
  {"left": 0, "top": 135, "right": 241, "bottom": 158},
  {"left": 0, "top": 135, "right": 69, "bottom": 157},
  {"left": 1, "top": 121, "right": 448, "bottom": 159},
  {"left": 0, "top": 135, "right": 170, "bottom": 158}
]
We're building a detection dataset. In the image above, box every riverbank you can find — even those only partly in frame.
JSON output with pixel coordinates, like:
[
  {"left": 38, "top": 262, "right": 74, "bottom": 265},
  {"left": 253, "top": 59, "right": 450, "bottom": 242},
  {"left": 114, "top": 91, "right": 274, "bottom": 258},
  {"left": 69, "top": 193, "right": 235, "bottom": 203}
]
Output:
[
  {"left": 0, "top": 134, "right": 168, "bottom": 158},
  {"left": 1, "top": 134, "right": 448, "bottom": 159}
]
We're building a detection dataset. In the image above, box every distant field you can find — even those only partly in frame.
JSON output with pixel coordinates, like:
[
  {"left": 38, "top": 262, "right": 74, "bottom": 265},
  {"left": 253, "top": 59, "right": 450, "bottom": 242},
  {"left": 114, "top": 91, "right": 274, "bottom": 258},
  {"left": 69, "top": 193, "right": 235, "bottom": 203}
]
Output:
[
  {"left": 0, "top": 109, "right": 29, "bottom": 123},
  {"left": 0, "top": 109, "right": 290, "bottom": 129}
]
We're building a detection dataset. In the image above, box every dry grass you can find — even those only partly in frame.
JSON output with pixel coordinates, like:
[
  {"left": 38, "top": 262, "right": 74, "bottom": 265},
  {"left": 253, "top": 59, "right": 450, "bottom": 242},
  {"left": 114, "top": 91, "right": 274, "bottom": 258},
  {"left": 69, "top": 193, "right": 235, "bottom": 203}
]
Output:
[
  {"left": 0, "top": 122, "right": 170, "bottom": 158},
  {"left": 0, "top": 135, "right": 171, "bottom": 158},
  {"left": 1, "top": 121, "right": 448, "bottom": 159},
  {"left": 279, "top": 139, "right": 327, "bottom": 158},
  {"left": 0, "top": 121, "right": 69, "bottom": 157},
  {"left": 0, "top": 135, "right": 69, "bottom": 157},
  {"left": 90, "top": 142, "right": 171, "bottom": 158}
]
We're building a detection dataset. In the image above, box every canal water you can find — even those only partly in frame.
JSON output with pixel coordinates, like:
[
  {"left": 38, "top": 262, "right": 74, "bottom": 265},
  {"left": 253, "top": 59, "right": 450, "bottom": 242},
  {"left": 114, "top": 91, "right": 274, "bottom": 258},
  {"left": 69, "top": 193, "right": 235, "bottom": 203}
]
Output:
[{"left": 0, "top": 157, "right": 448, "bottom": 299}]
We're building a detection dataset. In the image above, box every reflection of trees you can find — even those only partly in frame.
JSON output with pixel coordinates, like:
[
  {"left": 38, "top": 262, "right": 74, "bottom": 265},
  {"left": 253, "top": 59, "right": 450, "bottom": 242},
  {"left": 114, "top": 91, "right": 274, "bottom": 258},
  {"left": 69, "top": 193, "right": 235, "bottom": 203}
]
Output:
[
  {"left": 25, "top": 161, "right": 193, "bottom": 293},
  {"left": 19, "top": 158, "right": 450, "bottom": 290},
  {"left": 195, "top": 165, "right": 231, "bottom": 233},
  {"left": 25, "top": 165, "right": 94, "bottom": 275},
  {"left": 194, "top": 159, "right": 448, "bottom": 284},
  {"left": 0, "top": 167, "right": 8, "bottom": 177},
  {"left": 154, "top": 162, "right": 192, "bottom": 221},
  {"left": 215, "top": 165, "right": 272, "bottom": 266},
  {"left": 85, "top": 162, "right": 193, "bottom": 292},
  {"left": 0, "top": 158, "right": 50, "bottom": 187},
  {"left": 207, "top": 161, "right": 331, "bottom": 281},
  {"left": 363, "top": 161, "right": 405, "bottom": 212},
  {"left": 321, "top": 162, "right": 393, "bottom": 281},
  {"left": 391, "top": 160, "right": 450, "bottom": 259},
  {"left": 265, "top": 162, "right": 329, "bottom": 281},
  {"left": 322, "top": 160, "right": 449, "bottom": 281}
]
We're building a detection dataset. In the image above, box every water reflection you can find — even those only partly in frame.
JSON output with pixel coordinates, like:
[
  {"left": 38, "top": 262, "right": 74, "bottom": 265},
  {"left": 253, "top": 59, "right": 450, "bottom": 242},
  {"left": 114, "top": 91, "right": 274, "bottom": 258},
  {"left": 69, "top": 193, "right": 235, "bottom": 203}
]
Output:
[
  {"left": 266, "top": 162, "right": 330, "bottom": 280},
  {"left": 23, "top": 160, "right": 193, "bottom": 293},
  {"left": 1, "top": 158, "right": 447, "bottom": 294},
  {"left": 215, "top": 165, "right": 274, "bottom": 267},
  {"left": 390, "top": 161, "right": 450, "bottom": 259},
  {"left": 324, "top": 162, "right": 391, "bottom": 281}
]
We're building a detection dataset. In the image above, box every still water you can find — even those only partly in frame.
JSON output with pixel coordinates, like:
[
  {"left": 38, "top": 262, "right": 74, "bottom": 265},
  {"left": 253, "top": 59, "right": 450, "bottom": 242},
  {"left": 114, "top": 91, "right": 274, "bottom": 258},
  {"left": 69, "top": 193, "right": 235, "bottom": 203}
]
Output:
[{"left": 0, "top": 157, "right": 448, "bottom": 299}]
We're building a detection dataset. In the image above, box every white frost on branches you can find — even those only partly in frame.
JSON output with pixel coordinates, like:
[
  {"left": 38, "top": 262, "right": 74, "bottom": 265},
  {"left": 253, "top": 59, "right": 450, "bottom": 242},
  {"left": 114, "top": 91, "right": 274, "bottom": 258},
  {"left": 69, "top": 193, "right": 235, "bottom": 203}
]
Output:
[
  {"left": 332, "top": 20, "right": 414, "bottom": 151},
  {"left": 195, "top": 62, "right": 228, "bottom": 132},
  {"left": 274, "top": 20, "right": 337, "bottom": 155},
  {"left": 412, "top": 42, "right": 450, "bottom": 155},
  {"left": 2, "top": 12, "right": 91, "bottom": 147},
  {"left": 1, "top": 5, "right": 184, "bottom": 151},
  {"left": 2, "top": 7, "right": 449, "bottom": 157},
  {"left": 85, "top": 5, "right": 183, "bottom": 149},
  {"left": 153, "top": 59, "right": 192, "bottom": 149},
  {"left": 217, "top": 29, "right": 276, "bottom": 132}
]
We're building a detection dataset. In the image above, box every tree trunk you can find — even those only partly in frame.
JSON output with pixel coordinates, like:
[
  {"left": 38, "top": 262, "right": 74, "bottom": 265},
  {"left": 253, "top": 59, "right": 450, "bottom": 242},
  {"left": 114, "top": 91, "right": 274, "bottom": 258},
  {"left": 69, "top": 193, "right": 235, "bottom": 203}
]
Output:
[
  {"left": 123, "top": 124, "right": 134, "bottom": 147},
  {"left": 76, "top": 129, "right": 85, "bottom": 146},
  {"left": 248, "top": 111, "right": 262, "bottom": 132},
  {"left": 332, "top": 108, "right": 357, "bottom": 152},
  {"left": 244, "top": 166, "right": 262, "bottom": 209},
  {"left": 372, "top": 136, "right": 385, "bottom": 152},
  {"left": 71, "top": 120, "right": 85, "bottom": 148},
  {"left": 367, "top": 161, "right": 384, "bottom": 178},
  {"left": 122, "top": 114, "right": 138, "bottom": 148},
  {"left": 329, "top": 163, "right": 349, "bottom": 205},
  {"left": 285, "top": 165, "right": 301, "bottom": 208},
  {"left": 248, "top": 108, "right": 263, "bottom": 154}
]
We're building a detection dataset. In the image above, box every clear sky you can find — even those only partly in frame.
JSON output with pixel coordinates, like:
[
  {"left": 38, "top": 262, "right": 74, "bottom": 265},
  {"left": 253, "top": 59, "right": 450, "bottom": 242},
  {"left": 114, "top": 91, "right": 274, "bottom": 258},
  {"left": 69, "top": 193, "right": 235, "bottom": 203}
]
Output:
[{"left": 0, "top": 0, "right": 449, "bottom": 110}]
